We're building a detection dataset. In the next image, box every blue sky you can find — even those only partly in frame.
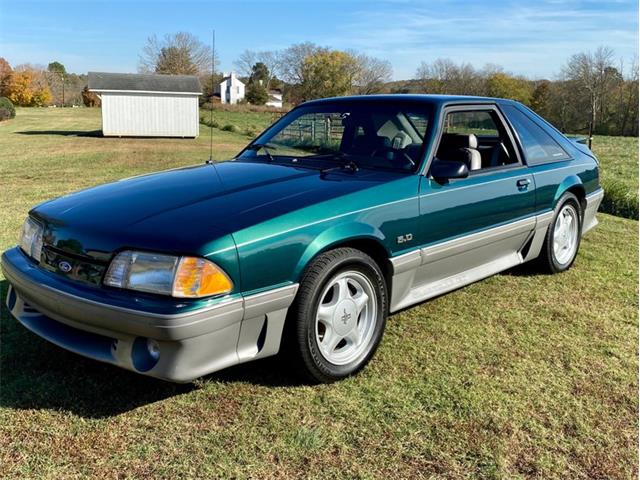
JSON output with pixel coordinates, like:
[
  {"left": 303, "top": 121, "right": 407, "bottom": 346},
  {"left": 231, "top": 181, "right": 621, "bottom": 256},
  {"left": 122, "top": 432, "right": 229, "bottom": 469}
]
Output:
[{"left": 1, "top": 0, "right": 637, "bottom": 80}]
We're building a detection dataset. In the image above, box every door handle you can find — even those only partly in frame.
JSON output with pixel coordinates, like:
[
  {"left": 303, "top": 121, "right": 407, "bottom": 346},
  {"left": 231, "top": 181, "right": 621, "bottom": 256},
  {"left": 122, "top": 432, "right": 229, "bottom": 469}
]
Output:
[{"left": 517, "top": 178, "right": 531, "bottom": 188}]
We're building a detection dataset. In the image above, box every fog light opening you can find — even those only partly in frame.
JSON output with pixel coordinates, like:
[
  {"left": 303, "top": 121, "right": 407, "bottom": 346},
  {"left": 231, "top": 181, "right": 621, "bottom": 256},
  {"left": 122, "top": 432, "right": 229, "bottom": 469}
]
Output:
[
  {"left": 147, "top": 339, "right": 160, "bottom": 361},
  {"left": 132, "top": 337, "right": 161, "bottom": 372}
]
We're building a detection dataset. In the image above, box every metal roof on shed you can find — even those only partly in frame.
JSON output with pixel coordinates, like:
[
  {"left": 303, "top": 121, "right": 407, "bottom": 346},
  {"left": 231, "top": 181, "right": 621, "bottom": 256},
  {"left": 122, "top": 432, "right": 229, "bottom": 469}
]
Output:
[{"left": 88, "top": 72, "right": 202, "bottom": 94}]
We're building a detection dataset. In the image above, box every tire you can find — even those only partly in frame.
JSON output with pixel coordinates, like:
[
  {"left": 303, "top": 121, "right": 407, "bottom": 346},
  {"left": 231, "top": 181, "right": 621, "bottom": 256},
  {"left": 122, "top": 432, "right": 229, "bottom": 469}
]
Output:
[
  {"left": 537, "top": 192, "right": 583, "bottom": 273},
  {"left": 287, "top": 247, "right": 388, "bottom": 383}
]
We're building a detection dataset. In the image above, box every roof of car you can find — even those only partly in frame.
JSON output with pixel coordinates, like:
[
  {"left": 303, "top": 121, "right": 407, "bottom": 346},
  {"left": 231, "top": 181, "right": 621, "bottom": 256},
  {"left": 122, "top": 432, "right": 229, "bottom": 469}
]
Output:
[{"left": 301, "top": 94, "right": 518, "bottom": 107}]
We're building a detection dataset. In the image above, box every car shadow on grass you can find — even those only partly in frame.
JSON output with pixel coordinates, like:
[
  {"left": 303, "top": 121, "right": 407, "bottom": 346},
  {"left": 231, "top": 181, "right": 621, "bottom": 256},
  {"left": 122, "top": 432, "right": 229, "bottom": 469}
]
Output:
[
  {"left": 501, "top": 260, "right": 548, "bottom": 277},
  {"left": 16, "top": 130, "right": 103, "bottom": 137},
  {"left": 0, "top": 280, "right": 299, "bottom": 419}
]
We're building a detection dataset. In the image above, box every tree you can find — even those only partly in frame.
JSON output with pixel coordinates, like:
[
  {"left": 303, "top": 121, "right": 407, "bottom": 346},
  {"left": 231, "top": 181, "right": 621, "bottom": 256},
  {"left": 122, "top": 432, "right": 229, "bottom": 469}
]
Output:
[
  {"left": 0, "top": 96, "right": 16, "bottom": 121},
  {"left": 245, "top": 82, "right": 269, "bottom": 105},
  {"left": 562, "top": 46, "right": 615, "bottom": 135},
  {"left": 615, "top": 58, "right": 639, "bottom": 136},
  {"left": 234, "top": 50, "right": 258, "bottom": 78},
  {"left": 47, "top": 61, "right": 68, "bottom": 106},
  {"left": 416, "top": 58, "right": 454, "bottom": 93},
  {"left": 485, "top": 72, "right": 532, "bottom": 104},
  {"left": 530, "top": 80, "right": 552, "bottom": 118},
  {"left": 199, "top": 72, "right": 223, "bottom": 106},
  {"left": 279, "top": 42, "right": 325, "bottom": 85},
  {"left": 156, "top": 46, "right": 199, "bottom": 75},
  {"left": 416, "top": 59, "right": 480, "bottom": 95},
  {"left": 299, "top": 50, "right": 358, "bottom": 101},
  {"left": 352, "top": 53, "right": 392, "bottom": 94},
  {"left": 47, "top": 61, "right": 66, "bottom": 75},
  {"left": 250, "top": 62, "right": 270, "bottom": 85},
  {"left": 139, "top": 32, "right": 217, "bottom": 75},
  {"left": 6, "top": 68, "right": 52, "bottom": 106},
  {"left": 81, "top": 85, "right": 101, "bottom": 107},
  {"left": 235, "top": 50, "right": 283, "bottom": 90},
  {"left": 0, "top": 57, "right": 12, "bottom": 96}
]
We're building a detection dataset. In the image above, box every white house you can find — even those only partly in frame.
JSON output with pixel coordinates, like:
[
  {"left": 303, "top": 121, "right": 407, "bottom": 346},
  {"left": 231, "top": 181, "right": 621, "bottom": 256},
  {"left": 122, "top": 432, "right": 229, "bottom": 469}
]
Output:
[
  {"left": 266, "top": 89, "right": 283, "bottom": 108},
  {"left": 216, "top": 72, "right": 245, "bottom": 104},
  {"left": 88, "top": 72, "right": 202, "bottom": 138}
]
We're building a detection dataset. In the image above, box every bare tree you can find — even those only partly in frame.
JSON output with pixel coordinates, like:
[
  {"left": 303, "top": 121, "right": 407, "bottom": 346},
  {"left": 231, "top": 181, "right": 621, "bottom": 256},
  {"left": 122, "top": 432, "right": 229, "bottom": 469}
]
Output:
[
  {"left": 416, "top": 58, "right": 479, "bottom": 94},
  {"left": 233, "top": 50, "right": 257, "bottom": 78},
  {"left": 279, "top": 42, "right": 325, "bottom": 84},
  {"left": 615, "top": 57, "right": 639, "bottom": 135},
  {"left": 234, "top": 50, "right": 283, "bottom": 89},
  {"left": 562, "top": 46, "right": 615, "bottom": 136},
  {"left": 139, "top": 32, "right": 218, "bottom": 75},
  {"left": 416, "top": 58, "right": 455, "bottom": 93},
  {"left": 352, "top": 53, "right": 392, "bottom": 94}
]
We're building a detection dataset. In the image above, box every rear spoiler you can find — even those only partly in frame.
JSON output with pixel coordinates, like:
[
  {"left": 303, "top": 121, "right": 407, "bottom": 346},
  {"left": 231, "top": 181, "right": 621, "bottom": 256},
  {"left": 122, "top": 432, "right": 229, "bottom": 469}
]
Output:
[
  {"left": 566, "top": 136, "right": 589, "bottom": 146},
  {"left": 566, "top": 136, "right": 597, "bottom": 162}
]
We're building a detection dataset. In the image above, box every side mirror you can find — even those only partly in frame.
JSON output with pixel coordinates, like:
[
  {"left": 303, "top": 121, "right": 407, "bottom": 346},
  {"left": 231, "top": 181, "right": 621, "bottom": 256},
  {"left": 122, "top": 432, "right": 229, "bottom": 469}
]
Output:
[{"left": 430, "top": 159, "right": 469, "bottom": 183}]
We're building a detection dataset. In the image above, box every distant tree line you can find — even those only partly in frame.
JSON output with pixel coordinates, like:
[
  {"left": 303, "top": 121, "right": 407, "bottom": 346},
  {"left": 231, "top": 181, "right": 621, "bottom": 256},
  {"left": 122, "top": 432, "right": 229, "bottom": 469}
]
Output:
[
  {"left": 229, "top": 43, "right": 637, "bottom": 136},
  {"left": 232, "top": 42, "right": 393, "bottom": 105},
  {"left": 2, "top": 32, "right": 637, "bottom": 137},
  {"left": 408, "top": 46, "right": 638, "bottom": 136},
  {"left": 0, "top": 57, "right": 89, "bottom": 107}
]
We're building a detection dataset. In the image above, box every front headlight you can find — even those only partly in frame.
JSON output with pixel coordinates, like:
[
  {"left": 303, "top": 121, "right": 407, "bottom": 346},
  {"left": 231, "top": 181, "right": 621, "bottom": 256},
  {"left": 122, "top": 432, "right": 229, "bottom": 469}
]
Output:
[
  {"left": 19, "top": 217, "right": 44, "bottom": 261},
  {"left": 104, "top": 250, "right": 233, "bottom": 298}
]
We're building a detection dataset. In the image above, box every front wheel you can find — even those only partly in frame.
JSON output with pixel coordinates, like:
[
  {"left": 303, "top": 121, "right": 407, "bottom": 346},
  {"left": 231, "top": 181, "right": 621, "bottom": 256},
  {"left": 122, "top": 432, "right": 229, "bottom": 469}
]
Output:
[
  {"left": 288, "top": 248, "right": 388, "bottom": 383},
  {"left": 538, "top": 192, "right": 582, "bottom": 273}
]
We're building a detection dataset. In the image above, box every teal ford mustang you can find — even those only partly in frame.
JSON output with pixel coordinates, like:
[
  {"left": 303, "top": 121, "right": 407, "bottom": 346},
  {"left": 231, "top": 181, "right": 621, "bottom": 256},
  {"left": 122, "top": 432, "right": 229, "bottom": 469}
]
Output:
[{"left": 2, "top": 95, "right": 603, "bottom": 383}]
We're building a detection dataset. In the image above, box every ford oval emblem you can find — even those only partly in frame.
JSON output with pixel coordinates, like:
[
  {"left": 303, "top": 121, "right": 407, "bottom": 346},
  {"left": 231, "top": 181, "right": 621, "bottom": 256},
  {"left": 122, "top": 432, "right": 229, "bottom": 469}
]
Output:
[{"left": 58, "top": 261, "right": 72, "bottom": 273}]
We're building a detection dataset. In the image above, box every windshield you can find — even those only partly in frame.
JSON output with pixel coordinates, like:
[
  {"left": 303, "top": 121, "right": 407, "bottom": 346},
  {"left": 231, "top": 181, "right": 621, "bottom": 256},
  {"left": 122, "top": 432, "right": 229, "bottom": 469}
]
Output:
[{"left": 238, "top": 103, "right": 432, "bottom": 172}]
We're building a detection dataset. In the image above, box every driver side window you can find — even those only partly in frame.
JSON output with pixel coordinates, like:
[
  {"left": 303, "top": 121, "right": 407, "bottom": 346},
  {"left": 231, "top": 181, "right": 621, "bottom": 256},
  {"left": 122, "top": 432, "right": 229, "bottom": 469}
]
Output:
[{"left": 436, "top": 109, "right": 518, "bottom": 172}]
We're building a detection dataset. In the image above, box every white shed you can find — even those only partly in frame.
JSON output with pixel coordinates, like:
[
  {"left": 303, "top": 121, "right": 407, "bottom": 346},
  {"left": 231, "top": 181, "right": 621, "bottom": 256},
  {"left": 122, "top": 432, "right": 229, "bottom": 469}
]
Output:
[{"left": 88, "top": 72, "right": 202, "bottom": 137}]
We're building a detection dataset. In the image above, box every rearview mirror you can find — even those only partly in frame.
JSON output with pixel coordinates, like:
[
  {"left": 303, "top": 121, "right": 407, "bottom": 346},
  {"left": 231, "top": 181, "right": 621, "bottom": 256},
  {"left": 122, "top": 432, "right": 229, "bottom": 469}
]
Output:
[{"left": 430, "top": 159, "right": 469, "bottom": 183}]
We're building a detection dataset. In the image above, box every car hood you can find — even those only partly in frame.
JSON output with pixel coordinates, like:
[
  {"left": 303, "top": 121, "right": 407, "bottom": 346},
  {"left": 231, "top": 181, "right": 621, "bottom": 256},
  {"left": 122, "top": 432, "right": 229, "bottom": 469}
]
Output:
[{"left": 31, "top": 160, "right": 397, "bottom": 258}]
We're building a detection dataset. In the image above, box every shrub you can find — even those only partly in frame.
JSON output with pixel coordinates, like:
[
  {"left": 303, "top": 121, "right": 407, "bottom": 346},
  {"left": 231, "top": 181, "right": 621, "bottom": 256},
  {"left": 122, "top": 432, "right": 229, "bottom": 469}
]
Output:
[
  {"left": 243, "top": 127, "right": 258, "bottom": 137},
  {"left": 0, "top": 96, "right": 15, "bottom": 120},
  {"left": 245, "top": 83, "right": 269, "bottom": 105},
  {"left": 81, "top": 86, "right": 101, "bottom": 107},
  {"left": 600, "top": 179, "right": 639, "bottom": 220},
  {"left": 199, "top": 115, "right": 220, "bottom": 129},
  {"left": 221, "top": 124, "right": 240, "bottom": 133}
]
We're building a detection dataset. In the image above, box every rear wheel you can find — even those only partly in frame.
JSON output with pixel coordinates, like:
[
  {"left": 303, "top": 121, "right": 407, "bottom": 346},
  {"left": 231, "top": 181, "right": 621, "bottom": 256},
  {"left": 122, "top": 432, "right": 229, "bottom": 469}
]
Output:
[
  {"left": 538, "top": 192, "right": 582, "bottom": 273},
  {"left": 288, "top": 248, "right": 388, "bottom": 383}
]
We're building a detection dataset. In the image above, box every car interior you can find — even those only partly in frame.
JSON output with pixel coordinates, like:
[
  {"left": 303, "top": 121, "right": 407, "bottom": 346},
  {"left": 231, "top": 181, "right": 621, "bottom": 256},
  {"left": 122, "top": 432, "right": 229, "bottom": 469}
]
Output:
[
  {"left": 340, "top": 111, "right": 427, "bottom": 170},
  {"left": 435, "top": 110, "right": 519, "bottom": 172},
  {"left": 260, "top": 108, "right": 430, "bottom": 172}
]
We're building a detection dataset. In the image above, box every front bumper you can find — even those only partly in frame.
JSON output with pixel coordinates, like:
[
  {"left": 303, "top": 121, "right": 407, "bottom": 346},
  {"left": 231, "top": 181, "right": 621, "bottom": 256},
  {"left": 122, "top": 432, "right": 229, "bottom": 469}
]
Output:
[{"left": 2, "top": 247, "right": 298, "bottom": 382}]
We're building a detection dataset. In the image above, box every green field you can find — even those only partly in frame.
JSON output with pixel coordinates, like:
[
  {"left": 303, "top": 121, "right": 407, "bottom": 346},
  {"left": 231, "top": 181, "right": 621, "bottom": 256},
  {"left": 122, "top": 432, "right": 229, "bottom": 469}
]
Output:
[
  {"left": 590, "top": 135, "right": 639, "bottom": 219},
  {"left": 0, "top": 108, "right": 638, "bottom": 479}
]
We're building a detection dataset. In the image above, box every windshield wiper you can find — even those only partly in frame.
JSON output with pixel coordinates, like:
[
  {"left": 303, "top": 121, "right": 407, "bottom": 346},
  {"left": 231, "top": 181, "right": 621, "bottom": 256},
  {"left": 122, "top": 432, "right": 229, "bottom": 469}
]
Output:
[
  {"left": 247, "top": 142, "right": 278, "bottom": 162},
  {"left": 320, "top": 155, "right": 360, "bottom": 174}
]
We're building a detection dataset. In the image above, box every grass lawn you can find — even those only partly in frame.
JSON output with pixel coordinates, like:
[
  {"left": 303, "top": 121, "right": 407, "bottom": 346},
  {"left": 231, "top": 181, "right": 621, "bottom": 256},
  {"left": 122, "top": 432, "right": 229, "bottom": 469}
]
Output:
[{"left": 0, "top": 108, "right": 638, "bottom": 478}]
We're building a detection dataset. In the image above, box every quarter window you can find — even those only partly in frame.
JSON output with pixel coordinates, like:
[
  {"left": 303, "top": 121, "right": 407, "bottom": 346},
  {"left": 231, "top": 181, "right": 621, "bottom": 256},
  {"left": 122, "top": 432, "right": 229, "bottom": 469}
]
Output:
[{"left": 501, "top": 105, "right": 570, "bottom": 164}]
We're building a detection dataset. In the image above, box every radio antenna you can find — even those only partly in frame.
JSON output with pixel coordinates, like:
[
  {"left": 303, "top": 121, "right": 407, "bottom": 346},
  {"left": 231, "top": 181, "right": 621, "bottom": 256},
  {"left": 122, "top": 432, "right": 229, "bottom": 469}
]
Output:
[{"left": 208, "top": 29, "right": 215, "bottom": 163}]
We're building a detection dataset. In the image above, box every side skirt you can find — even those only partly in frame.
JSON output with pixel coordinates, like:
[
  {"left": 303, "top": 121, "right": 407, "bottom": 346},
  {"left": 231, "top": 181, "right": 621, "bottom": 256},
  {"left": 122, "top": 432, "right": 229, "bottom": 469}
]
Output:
[
  {"left": 389, "top": 213, "right": 552, "bottom": 313},
  {"left": 582, "top": 188, "right": 604, "bottom": 235}
]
